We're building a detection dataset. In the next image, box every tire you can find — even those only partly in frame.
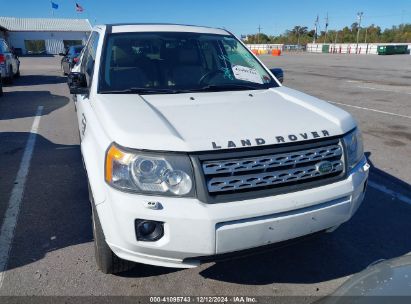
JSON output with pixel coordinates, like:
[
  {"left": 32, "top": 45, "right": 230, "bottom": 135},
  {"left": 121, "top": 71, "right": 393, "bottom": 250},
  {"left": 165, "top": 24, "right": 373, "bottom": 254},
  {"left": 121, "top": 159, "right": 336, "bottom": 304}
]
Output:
[
  {"left": 61, "top": 64, "right": 67, "bottom": 76},
  {"left": 90, "top": 188, "right": 135, "bottom": 274},
  {"left": 15, "top": 64, "right": 20, "bottom": 78},
  {"left": 5, "top": 66, "right": 13, "bottom": 84}
]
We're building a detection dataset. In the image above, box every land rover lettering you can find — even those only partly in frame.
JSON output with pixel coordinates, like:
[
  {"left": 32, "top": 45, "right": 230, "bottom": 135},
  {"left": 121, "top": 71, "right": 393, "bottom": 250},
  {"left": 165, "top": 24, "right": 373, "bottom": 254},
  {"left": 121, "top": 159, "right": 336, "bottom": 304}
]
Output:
[{"left": 210, "top": 130, "right": 332, "bottom": 149}]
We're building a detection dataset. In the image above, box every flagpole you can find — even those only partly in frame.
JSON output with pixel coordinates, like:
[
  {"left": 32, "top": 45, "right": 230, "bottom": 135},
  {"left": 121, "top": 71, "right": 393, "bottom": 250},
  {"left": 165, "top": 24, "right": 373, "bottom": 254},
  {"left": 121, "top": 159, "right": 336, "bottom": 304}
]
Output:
[{"left": 50, "top": 1, "right": 55, "bottom": 18}]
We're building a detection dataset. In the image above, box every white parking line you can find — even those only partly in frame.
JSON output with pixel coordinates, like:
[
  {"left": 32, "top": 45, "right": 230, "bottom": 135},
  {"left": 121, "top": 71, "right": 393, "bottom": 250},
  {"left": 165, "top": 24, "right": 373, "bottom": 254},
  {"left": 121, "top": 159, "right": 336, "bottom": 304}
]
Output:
[
  {"left": 0, "top": 106, "right": 43, "bottom": 289},
  {"left": 346, "top": 80, "right": 411, "bottom": 96},
  {"left": 357, "top": 85, "right": 411, "bottom": 95},
  {"left": 328, "top": 101, "right": 411, "bottom": 119},
  {"left": 368, "top": 181, "right": 411, "bottom": 206}
]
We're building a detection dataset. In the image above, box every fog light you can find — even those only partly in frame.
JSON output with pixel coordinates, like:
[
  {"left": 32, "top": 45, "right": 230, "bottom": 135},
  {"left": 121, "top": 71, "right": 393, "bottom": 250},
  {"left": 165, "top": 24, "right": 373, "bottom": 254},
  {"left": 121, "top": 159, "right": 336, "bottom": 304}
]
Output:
[{"left": 135, "top": 219, "right": 164, "bottom": 241}]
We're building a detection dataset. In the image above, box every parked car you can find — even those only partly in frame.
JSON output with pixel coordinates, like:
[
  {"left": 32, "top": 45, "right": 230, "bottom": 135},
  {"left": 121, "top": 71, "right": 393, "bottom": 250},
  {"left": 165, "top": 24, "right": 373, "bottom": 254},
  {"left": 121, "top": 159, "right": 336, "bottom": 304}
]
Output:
[
  {"left": 60, "top": 45, "right": 84, "bottom": 75},
  {"left": 67, "top": 24, "right": 369, "bottom": 274},
  {"left": 0, "top": 38, "right": 20, "bottom": 84}
]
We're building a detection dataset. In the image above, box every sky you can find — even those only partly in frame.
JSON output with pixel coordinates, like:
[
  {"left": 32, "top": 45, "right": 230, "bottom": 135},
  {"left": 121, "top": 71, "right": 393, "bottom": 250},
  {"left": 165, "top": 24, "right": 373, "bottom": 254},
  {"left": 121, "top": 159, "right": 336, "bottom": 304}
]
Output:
[{"left": 2, "top": 0, "right": 410, "bottom": 36}]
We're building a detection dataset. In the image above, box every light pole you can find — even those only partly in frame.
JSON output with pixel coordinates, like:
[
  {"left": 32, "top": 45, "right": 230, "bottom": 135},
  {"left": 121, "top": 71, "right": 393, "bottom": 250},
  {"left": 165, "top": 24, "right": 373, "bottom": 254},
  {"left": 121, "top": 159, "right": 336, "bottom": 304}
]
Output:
[
  {"left": 356, "top": 12, "right": 363, "bottom": 54},
  {"left": 364, "top": 27, "right": 369, "bottom": 54},
  {"left": 257, "top": 25, "right": 262, "bottom": 44},
  {"left": 334, "top": 31, "right": 338, "bottom": 53},
  {"left": 324, "top": 13, "right": 329, "bottom": 43},
  {"left": 313, "top": 15, "right": 319, "bottom": 43}
]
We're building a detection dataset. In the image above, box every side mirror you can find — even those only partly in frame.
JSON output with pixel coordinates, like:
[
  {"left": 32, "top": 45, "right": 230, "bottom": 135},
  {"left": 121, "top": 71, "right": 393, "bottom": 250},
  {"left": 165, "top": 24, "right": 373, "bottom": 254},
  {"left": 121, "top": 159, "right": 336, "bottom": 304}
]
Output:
[
  {"left": 67, "top": 72, "right": 89, "bottom": 95},
  {"left": 270, "top": 68, "right": 284, "bottom": 84}
]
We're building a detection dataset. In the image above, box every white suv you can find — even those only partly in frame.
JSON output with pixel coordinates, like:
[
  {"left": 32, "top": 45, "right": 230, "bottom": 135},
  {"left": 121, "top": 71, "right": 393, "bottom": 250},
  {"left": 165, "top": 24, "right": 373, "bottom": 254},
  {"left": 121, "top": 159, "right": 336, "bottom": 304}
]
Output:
[
  {"left": 68, "top": 24, "right": 369, "bottom": 274},
  {"left": 0, "top": 39, "right": 20, "bottom": 84}
]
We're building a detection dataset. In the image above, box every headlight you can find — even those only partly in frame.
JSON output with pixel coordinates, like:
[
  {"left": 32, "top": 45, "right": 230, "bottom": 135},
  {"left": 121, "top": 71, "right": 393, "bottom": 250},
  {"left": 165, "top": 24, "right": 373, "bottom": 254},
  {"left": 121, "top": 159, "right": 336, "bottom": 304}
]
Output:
[
  {"left": 343, "top": 128, "right": 364, "bottom": 170},
  {"left": 105, "top": 144, "right": 194, "bottom": 196}
]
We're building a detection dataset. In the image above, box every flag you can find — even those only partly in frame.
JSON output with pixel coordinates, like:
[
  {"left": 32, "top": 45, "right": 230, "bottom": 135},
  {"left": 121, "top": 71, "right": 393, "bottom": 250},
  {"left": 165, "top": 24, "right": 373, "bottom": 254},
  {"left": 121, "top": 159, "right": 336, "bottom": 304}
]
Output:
[
  {"left": 51, "top": 1, "right": 59, "bottom": 9},
  {"left": 75, "top": 3, "right": 84, "bottom": 12}
]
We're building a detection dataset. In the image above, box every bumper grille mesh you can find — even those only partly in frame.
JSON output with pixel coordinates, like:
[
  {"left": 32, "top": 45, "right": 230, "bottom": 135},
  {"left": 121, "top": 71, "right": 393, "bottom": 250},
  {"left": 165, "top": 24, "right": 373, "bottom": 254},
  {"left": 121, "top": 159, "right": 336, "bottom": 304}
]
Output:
[{"left": 202, "top": 142, "right": 344, "bottom": 194}]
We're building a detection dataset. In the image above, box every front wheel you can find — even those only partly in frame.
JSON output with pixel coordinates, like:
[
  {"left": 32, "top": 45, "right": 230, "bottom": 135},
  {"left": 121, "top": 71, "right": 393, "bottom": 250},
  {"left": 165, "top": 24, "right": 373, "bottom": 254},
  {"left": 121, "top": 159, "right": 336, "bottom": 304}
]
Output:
[
  {"left": 90, "top": 192, "right": 135, "bottom": 274},
  {"left": 5, "top": 66, "right": 13, "bottom": 84},
  {"left": 15, "top": 64, "right": 20, "bottom": 77}
]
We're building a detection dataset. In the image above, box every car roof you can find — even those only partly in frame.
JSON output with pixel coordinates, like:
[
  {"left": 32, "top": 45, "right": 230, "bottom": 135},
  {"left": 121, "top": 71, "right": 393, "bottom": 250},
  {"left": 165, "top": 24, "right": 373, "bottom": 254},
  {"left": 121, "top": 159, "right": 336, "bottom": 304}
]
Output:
[{"left": 95, "top": 23, "right": 230, "bottom": 36}]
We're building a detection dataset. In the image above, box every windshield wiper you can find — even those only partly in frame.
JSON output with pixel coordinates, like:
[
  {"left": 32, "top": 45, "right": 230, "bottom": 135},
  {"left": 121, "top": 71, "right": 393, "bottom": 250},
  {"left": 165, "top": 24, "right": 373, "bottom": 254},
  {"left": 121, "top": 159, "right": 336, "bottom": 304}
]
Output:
[
  {"left": 193, "top": 84, "right": 264, "bottom": 92},
  {"left": 99, "top": 84, "right": 268, "bottom": 94},
  {"left": 99, "top": 88, "right": 182, "bottom": 94}
]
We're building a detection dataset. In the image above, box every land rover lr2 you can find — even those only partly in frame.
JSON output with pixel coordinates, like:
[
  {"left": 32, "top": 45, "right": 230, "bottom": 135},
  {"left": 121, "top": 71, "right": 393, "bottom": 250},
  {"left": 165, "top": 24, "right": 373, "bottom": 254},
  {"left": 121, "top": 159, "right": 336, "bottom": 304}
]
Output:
[{"left": 67, "top": 24, "right": 369, "bottom": 274}]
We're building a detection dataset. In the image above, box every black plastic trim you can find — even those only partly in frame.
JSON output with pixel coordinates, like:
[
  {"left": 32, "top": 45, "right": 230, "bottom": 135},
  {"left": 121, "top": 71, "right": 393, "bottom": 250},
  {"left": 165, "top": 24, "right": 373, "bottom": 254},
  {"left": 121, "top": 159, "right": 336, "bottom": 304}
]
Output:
[
  {"left": 135, "top": 219, "right": 164, "bottom": 242},
  {"left": 96, "top": 25, "right": 111, "bottom": 93},
  {"left": 106, "top": 24, "right": 112, "bottom": 34}
]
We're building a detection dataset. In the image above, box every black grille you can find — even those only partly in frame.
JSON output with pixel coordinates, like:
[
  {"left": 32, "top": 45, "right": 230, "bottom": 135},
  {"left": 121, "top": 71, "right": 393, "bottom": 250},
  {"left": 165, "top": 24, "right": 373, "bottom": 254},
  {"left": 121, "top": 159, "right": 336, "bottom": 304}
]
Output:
[{"left": 191, "top": 138, "right": 346, "bottom": 203}]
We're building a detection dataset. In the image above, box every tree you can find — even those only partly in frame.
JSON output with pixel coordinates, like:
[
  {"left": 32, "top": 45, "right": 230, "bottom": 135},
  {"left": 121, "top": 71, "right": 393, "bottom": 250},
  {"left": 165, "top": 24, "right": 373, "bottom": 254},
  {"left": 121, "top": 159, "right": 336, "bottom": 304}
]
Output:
[
  {"left": 290, "top": 26, "right": 308, "bottom": 44},
  {"left": 245, "top": 22, "right": 411, "bottom": 45}
]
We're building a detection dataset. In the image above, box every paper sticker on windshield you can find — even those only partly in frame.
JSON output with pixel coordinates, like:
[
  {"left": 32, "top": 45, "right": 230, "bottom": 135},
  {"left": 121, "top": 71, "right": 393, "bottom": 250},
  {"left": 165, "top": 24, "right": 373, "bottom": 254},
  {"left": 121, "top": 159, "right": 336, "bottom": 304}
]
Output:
[{"left": 232, "top": 65, "right": 263, "bottom": 84}]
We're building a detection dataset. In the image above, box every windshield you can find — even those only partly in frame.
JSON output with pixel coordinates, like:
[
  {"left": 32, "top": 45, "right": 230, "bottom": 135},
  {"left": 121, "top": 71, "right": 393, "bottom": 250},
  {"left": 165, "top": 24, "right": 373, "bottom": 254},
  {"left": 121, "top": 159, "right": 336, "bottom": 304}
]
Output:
[{"left": 98, "top": 32, "right": 278, "bottom": 94}]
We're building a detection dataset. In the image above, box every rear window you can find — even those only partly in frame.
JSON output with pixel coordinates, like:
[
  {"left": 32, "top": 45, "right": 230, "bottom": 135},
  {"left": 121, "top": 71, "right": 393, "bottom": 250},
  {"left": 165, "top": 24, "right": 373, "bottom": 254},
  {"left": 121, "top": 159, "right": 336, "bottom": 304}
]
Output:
[
  {"left": 74, "top": 46, "right": 83, "bottom": 54},
  {"left": 69, "top": 46, "right": 83, "bottom": 56}
]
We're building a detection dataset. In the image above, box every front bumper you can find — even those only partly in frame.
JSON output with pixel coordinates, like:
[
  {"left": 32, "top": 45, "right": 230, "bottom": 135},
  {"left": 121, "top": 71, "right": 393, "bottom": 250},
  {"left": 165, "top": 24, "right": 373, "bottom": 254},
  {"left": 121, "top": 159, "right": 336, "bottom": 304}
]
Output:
[{"left": 96, "top": 157, "right": 369, "bottom": 268}]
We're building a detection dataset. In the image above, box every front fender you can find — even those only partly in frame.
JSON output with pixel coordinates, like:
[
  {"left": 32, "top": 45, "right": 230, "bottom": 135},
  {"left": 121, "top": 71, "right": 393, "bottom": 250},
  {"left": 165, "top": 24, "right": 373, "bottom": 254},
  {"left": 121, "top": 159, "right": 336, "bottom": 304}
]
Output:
[{"left": 80, "top": 99, "right": 112, "bottom": 205}]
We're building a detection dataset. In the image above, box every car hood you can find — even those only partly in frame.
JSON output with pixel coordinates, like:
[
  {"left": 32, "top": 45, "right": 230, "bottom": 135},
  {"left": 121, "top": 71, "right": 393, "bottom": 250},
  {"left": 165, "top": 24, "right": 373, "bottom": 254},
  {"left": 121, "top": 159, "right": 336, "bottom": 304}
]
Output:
[{"left": 93, "top": 86, "right": 356, "bottom": 152}]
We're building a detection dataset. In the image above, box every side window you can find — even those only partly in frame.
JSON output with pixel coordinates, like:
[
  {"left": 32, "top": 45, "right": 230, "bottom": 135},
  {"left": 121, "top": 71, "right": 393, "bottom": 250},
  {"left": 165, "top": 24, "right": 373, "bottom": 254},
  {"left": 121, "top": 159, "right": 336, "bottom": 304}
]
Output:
[
  {"left": 220, "top": 38, "right": 272, "bottom": 84},
  {"left": 81, "top": 32, "right": 99, "bottom": 87}
]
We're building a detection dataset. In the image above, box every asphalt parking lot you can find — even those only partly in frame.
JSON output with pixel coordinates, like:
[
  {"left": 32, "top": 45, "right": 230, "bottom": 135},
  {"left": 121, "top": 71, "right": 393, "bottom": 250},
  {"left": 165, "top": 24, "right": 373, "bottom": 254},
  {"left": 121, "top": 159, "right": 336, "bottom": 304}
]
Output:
[{"left": 0, "top": 53, "right": 410, "bottom": 300}]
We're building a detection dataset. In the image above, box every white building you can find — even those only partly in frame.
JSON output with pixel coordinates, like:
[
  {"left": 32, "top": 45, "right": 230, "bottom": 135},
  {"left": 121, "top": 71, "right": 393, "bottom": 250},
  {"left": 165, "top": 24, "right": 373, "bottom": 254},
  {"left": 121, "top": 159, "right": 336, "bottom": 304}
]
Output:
[
  {"left": 307, "top": 42, "right": 411, "bottom": 55},
  {"left": 0, "top": 17, "right": 91, "bottom": 55}
]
